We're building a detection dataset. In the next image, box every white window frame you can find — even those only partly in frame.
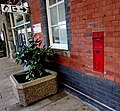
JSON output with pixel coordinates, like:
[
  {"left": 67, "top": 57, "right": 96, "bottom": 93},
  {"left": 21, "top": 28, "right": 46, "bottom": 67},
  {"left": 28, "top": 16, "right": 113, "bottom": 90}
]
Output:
[
  {"left": 46, "top": 0, "right": 68, "bottom": 50},
  {"left": 12, "top": 13, "right": 31, "bottom": 46},
  {"left": 10, "top": 0, "right": 31, "bottom": 49}
]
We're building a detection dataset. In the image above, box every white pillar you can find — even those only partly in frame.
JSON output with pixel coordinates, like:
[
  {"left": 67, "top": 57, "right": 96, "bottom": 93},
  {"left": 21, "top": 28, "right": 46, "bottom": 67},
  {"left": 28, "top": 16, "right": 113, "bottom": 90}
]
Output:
[{"left": 9, "top": 13, "right": 17, "bottom": 50}]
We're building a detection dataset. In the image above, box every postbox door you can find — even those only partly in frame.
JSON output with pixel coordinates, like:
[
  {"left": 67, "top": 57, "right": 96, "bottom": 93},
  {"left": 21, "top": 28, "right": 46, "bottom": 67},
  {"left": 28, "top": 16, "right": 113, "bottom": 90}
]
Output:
[{"left": 93, "top": 38, "right": 104, "bottom": 73}]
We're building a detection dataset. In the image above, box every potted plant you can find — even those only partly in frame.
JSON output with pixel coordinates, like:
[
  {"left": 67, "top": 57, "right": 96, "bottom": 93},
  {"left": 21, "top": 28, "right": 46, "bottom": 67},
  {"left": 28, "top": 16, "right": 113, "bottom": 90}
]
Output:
[{"left": 10, "top": 38, "right": 57, "bottom": 106}]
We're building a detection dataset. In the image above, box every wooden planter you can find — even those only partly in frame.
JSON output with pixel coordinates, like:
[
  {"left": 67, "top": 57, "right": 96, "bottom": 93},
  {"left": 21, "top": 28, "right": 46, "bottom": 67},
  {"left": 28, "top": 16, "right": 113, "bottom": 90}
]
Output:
[{"left": 10, "top": 70, "right": 57, "bottom": 106}]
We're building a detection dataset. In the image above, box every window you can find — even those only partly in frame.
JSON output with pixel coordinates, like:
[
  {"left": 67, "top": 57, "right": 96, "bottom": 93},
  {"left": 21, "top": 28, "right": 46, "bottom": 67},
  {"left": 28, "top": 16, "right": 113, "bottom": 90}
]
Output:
[
  {"left": 13, "top": 13, "right": 31, "bottom": 48},
  {"left": 46, "top": 0, "right": 68, "bottom": 50},
  {"left": 11, "top": 0, "right": 31, "bottom": 50}
]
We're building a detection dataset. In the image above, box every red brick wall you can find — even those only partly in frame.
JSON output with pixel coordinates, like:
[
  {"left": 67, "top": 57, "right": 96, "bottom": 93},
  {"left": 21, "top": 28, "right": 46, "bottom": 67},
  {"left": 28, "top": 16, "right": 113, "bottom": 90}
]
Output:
[
  {"left": 69, "top": 0, "right": 120, "bottom": 83},
  {"left": 29, "top": 0, "right": 44, "bottom": 45},
  {"left": 29, "top": 0, "right": 120, "bottom": 83},
  {"left": 29, "top": 0, "right": 42, "bottom": 24}
]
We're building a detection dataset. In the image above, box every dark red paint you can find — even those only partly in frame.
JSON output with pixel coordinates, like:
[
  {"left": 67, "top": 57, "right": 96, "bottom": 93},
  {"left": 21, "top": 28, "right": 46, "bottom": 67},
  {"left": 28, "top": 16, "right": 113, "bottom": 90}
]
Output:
[{"left": 92, "top": 32, "right": 104, "bottom": 73}]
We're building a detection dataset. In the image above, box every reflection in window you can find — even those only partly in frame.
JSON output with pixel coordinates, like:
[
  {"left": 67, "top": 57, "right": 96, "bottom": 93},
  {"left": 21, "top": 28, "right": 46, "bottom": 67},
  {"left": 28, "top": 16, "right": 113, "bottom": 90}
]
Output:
[
  {"left": 50, "top": 6, "right": 58, "bottom": 25},
  {"left": 46, "top": 0, "right": 68, "bottom": 49},
  {"left": 59, "top": 25, "right": 67, "bottom": 44},
  {"left": 49, "top": 0, "right": 56, "bottom": 6},
  {"left": 12, "top": 0, "right": 31, "bottom": 50},
  {"left": 52, "top": 27, "right": 59, "bottom": 43}
]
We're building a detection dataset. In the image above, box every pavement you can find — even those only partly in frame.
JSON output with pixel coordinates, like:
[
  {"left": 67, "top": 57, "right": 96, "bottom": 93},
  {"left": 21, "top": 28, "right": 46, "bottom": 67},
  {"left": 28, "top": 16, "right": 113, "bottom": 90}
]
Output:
[{"left": 0, "top": 57, "right": 98, "bottom": 111}]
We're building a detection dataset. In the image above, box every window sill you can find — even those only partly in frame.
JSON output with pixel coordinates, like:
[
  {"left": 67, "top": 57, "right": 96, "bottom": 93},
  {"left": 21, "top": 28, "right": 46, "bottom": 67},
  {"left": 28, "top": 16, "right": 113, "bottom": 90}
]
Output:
[{"left": 53, "top": 49, "right": 70, "bottom": 57}]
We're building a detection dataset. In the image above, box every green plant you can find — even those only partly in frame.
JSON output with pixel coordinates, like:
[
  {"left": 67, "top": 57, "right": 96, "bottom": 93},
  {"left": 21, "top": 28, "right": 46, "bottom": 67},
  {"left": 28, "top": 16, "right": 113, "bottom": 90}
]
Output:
[{"left": 14, "top": 37, "right": 52, "bottom": 81}]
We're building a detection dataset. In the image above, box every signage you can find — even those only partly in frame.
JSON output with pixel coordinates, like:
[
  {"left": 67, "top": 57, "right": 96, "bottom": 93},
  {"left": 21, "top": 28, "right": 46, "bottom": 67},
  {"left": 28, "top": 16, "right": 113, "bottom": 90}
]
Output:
[
  {"left": 33, "top": 23, "right": 41, "bottom": 34},
  {"left": 1, "top": 4, "right": 28, "bottom": 13}
]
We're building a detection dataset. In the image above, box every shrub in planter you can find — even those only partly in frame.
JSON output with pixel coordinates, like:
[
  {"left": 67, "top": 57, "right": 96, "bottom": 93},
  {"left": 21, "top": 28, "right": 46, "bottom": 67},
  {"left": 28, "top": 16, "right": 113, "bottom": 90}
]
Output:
[
  {"left": 10, "top": 38, "right": 57, "bottom": 106},
  {"left": 15, "top": 38, "right": 53, "bottom": 81}
]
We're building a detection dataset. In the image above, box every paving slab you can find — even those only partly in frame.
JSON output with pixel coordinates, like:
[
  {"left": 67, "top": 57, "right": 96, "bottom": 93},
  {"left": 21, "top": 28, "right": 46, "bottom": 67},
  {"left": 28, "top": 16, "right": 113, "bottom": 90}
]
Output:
[
  {"left": 0, "top": 109, "right": 7, "bottom": 111},
  {"left": 48, "top": 89, "right": 68, "bottom": 102},
  {"left": 0, "top": 94, "right": 18, "bottom": 110},
  {"left": 36, "top": 95, "right": 88, "bottom": 111},
  {"left": 0, "top": 73, "right": 8, "bottom": 80},
  {"left": 0, "top": 57, "right": 98, "bottom": 111},
  {"left": 0, "top": 79, "right": 12, "bottom": 91},
  {"left": 6, "top": 99, "right": 52, "bottom": 111},
  {"left": 0, "top": 86, "right": 14, "bottom": 98}
]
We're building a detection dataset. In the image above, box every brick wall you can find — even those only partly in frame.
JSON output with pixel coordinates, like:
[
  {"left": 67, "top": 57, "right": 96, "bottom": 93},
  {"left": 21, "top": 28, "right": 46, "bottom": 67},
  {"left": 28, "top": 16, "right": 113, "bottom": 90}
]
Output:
[
  {"left": 28, "top": 0, "right": 120, "bottom": 110},
  {"left": 29, "top": 0, "right": 42, "bottom": 24},
  {"left": 68, "top": 0, "right": 120, "bottom": 83},
  {"left": 29, "top": 0, "right": 120, "bottom": 83},
  {"left": 29, "top": 0, "right": 44, "bottom": 45},
  {"left": 39, "top": 0, "right": 49, "bottom": 47},
  {"left": 57, "top": 64, "right": 120, "bottom": 111}
]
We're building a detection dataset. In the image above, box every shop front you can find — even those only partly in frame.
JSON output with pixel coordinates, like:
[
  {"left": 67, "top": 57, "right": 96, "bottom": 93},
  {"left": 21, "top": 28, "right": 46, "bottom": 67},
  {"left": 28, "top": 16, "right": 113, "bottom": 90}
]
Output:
[{"left": 9, "top": 0, "right": 32, "bottom": 51}]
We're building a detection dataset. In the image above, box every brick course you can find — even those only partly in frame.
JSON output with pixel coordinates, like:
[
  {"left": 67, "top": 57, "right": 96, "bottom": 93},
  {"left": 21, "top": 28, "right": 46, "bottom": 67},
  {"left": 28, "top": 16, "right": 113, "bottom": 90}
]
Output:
[
  {"left": 68, "top": 0, "right": 120, "bottom": 83},
  {"left": 29, "top": 0, "right": 44, "bottom": 45},
  {"left": 57, "top": 64, "right": 120, "bottom": 111},
  {"left": 28, "top": 0, "right": 120, "bottom": 110}
]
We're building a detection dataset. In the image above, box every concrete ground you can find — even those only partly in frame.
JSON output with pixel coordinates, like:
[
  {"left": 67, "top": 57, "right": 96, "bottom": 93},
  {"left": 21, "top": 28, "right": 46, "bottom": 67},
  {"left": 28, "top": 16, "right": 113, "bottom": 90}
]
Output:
[{"left": 0, "top": 57, "right": 98, "bottom": 111}]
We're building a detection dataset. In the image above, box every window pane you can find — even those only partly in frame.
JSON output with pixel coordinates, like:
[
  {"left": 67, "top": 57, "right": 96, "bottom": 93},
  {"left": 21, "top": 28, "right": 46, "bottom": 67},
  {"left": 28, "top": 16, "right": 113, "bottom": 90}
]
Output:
[
  {"left": 58, "top": 3, "right": 65, "bottom": 22},
  {"left": 58, "top": 0, "right": 62, "bottom": 2},
  {"left": 26, "top": 14, "right": 30, "bottom": 22},
  {"left": 26, "top": 24, "right": 32, "bottom": 39},
  {"left": 16, "top": 27, "right": 26, "bottom": 47},
  {"left": 59, "top": 25, "right": 67, "bottom": 44},
  {"left": 49, "top": 0, "right": 56, "bottom": 6},
  {"left": 52, "top": 27, "right": 60, "bottom": 43},
  {"left": 50, "top": 6, "right": 58, "bottom": 25},
  {"left": 14, "top": 14, "right": 24, "bottom": 26}
]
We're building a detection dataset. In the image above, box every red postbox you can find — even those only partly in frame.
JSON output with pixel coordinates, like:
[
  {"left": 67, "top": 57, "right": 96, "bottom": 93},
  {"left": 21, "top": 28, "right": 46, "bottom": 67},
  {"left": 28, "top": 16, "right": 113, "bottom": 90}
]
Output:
[{"left": 92, "top": 32, "right": 104, "bottom": 73}]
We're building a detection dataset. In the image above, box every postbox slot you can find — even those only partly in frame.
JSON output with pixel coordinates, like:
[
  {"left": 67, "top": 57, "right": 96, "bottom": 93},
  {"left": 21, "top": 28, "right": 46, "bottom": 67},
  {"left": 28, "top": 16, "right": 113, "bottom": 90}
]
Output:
[{"left": 96, "top": 50, "right": 100, "bottom": 53}]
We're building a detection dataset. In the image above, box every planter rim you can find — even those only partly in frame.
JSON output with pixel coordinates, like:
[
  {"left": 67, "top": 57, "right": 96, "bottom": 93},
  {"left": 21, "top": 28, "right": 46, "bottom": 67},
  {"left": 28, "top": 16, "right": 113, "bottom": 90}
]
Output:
[{"left": 10, "top": 69, "right": 57, "bottom": 89}]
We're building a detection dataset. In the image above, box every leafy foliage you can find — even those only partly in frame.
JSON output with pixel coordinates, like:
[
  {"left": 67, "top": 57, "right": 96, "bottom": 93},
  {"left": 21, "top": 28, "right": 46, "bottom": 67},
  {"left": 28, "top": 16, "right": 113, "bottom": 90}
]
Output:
[{"left": 14, "top": 38, "right": 53, "bottom": 81}]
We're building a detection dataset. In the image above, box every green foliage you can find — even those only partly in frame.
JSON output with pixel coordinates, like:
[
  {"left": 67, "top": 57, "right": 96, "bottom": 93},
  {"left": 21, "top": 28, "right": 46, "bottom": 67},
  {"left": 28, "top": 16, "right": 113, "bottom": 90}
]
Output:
[{"left": 14, "top": 38, "right": 53, "bottom": 81}]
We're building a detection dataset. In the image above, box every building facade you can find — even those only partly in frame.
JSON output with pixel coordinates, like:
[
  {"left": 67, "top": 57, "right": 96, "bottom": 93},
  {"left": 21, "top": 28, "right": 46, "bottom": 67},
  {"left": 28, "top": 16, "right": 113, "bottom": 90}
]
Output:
[
  {"left": 28, "top": 0, "right": 120, "bottom": 111},
  {"left": 1, "top": 0, "right": 120, "bottom": 110},
  {"left": 0, "top": 10, "right": 14, "bottom": 58},
  {"left": 0, "top": 0, "right": 31, "bottom": 58}
]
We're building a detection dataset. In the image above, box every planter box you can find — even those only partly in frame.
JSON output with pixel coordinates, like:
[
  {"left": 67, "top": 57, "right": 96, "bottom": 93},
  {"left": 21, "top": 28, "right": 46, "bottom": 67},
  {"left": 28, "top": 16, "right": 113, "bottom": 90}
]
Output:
[{"left": 10, "top": 70, "right": 57, "bottom": 106}]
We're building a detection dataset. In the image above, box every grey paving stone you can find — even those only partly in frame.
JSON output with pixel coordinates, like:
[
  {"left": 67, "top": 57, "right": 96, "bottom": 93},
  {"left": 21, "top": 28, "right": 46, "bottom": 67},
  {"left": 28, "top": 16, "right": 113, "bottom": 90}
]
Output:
[
  {"left": 2, "top": 65, "right": 22, "bottom": 69},
  {"left": 1, "top": 86, "right": 13, "bottom": 98},
  {"left": 48, "top": 89, "right": 68, "bottom": 102},
  {"left": 36, "top": 95, "right": 87, "bottom": 111},
  {"left": 6, "top": 98, "right": 51, "bottom": 111},
  {"left": 4, "top": 69, "right": 17, "bottom": 75},
  {"left": 0, "top": 80, "right": 12, "bottom": 91},
  {"left": 76, "top": 107, "right": 96, "bottom": 111},
  {"left": 0, "top": 79, "right": 10, "bottom": 87},
  {"left": 0, "top": 109, "right": 7, "bottom": 111},
  {"left": 0, "top": 73, "right": 8, "bottom": 81},
  {"left": 0, "top": 80, "right": 8, "bottom": 85},
  {"left": 0, "top": 58, "right": 97, "bottom": 111},
  {"left": 0, "top": 94, "right": 18, "bottom": 110},
  {"left": 0, "top": 80, "right": 14, "bottom": 98}
]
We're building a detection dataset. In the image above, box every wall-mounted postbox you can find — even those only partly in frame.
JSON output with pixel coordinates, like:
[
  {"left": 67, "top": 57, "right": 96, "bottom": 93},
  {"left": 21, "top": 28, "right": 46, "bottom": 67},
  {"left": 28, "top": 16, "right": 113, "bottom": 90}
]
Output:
[{"left": 92, "top": 32, "right": 104, "bottom": 73}]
